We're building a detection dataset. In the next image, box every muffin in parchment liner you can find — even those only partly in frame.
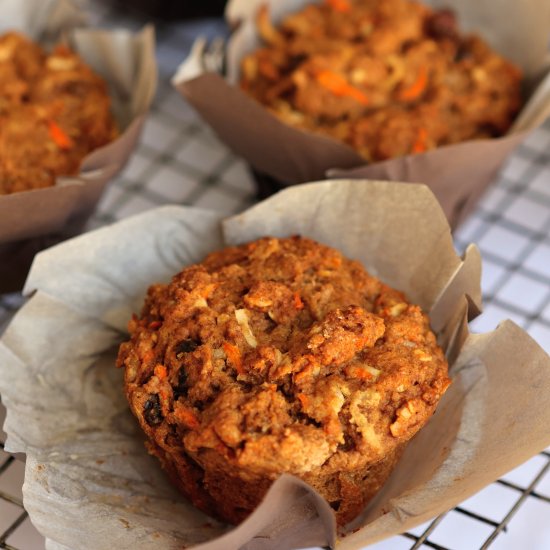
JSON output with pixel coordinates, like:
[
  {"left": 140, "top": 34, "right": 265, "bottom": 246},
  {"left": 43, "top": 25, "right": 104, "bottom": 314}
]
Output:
[
  {"left": 0, "top": 0, "right": 156, "bottom": 292},
  {"left": 174, "top": 0, "right": 550, "bottom": 229},
  {"left": 117, "top": 236, "right": 451, "bottom": 527},
  {"left": 1, "top": 180, "right": 550, "bottom": 550}
]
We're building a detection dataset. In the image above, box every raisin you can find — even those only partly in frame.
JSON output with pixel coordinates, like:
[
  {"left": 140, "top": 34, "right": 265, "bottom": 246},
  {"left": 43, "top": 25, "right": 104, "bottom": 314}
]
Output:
[
  {"left": 455, "top": 42, "right": 473, "bottom": 62},
  {"left": 237, "top": 380, "right": 254, "bottom": 393},
  {"left": 143, "top": 394, "right": 163, "bottom": 426},
  {"left": 175, "top": 338, "right": 200, "bottom": 358},
  {"left": 337, "top": 432, "right": 356, "bottom": 452},
  {"left": 425, "top": 9, "right": 458, "bottom": 41},
  {"left": 173, "top": 368, "right": 188, "bottom": 400}
]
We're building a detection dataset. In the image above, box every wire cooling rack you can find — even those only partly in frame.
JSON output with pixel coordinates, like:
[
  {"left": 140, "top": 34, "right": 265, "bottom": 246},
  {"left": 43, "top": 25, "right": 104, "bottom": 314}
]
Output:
[{"left": 1, "top": 3, "right": 550, "bottom": 549}]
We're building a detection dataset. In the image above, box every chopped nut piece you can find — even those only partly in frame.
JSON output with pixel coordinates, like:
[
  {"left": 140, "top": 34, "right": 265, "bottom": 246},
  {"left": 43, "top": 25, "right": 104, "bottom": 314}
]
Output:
[
  {"left": 390, "top": 302, "right": 408, "bottom": 317},
  {"left": 193, "top": 297, "right": 208, "bottom": 308},
  {"left": 47, "top": 55, "right": 77, "bottom": 71},
  {"left": 414, "top": 349, "right": 433, "bottom": 362}
]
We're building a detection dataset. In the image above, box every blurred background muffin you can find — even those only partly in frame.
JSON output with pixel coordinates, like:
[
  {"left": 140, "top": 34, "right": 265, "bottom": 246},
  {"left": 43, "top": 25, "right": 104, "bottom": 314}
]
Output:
[
  {"left": 240, "top": 0, "right": 522, "bottom": 162},
  {"left": 0, "top": 32, "right": 117, "bottom": 195}
]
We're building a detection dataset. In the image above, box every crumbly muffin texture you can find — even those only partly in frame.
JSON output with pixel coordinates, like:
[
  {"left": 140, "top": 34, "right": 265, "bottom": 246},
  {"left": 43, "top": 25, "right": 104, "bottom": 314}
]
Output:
[
  {"left": 117, "top": 236, "right": 450, "bottom": 525},
  {"left": 0, "top": 32, "right": 117, "bottom": 195},
  {"left": 240, "top": 0, "right": 522, "bottom": 162}
]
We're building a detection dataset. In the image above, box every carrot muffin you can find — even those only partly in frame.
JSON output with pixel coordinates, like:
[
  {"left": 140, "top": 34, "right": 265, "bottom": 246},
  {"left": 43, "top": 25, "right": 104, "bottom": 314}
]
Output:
[
  {"left": 117, "top": 236, "right": 450, "bottom": 526},
  {"left": 0, "top": 32, "right": 117, "bottom": 195},
  {"left": 240, "top": 0, "right": 522, "bottom": 161}
]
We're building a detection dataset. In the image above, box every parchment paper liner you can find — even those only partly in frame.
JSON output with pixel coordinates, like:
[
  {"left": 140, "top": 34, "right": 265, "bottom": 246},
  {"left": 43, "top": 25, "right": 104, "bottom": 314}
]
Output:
[
  {"left": 0, "top": 0, "right": 157, "bottom": 292},
  {"left": 1, "top": 180, "right": 550, "bottom": 549},
  {"left": 173, "top": 0, "right": 550, "bottom": 228}
]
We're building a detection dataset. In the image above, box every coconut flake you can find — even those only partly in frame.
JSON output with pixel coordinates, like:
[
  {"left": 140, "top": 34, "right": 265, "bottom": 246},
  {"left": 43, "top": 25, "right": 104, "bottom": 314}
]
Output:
[
  {"left": 235, "top": 309, "right": 257, "bottom": 348},
  {"left": 193, "top": 297, "right": 208, "bottom": 308},
  {"left": 362, "top": 365, "right": 381, "bottom": 379}
]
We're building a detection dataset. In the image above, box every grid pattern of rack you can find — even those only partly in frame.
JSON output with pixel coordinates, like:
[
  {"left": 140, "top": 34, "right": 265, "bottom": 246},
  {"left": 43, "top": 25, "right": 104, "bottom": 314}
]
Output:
[{"left": 1, "top": 3, "right": 550, "bottom": 549}]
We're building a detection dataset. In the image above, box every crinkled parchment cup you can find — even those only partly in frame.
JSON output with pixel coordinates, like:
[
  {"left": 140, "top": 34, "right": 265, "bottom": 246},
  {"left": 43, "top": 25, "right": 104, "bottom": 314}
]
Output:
[
  {"left": 0, "top": 0, "right": 156, "bottom": 292},
  {"left": 174, "top": 0, "right": 550, "bottom": 229},
  {"left": 2, "top": 180, "right": 550, "bottom": 550}
]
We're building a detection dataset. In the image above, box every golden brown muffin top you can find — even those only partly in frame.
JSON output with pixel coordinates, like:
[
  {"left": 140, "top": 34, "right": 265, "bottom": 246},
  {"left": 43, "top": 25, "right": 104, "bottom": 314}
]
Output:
[{"left": 118, "top": 237, "right": 450, "bottom": 477}]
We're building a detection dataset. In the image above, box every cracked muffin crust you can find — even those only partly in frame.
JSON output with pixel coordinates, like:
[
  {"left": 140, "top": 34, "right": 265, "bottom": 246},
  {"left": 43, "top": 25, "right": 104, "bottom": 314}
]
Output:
[
  {"left": 117, "top": 236, "right": 450, "bottom": 525},
  {"left": 0, "top": 32, "right": 117, "bottom": 195}
]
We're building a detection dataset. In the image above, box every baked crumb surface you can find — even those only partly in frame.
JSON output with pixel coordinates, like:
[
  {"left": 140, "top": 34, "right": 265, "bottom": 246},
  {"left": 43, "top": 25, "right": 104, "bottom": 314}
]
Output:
[
  {"left": 240, "top": 0, "right": 522, "bottom": 161},
  {"left": 0, "top": 32, "right": 117, "bottom": 195},
  {"left": 118, "top": 236, "right": 450, "bottom": 525}
]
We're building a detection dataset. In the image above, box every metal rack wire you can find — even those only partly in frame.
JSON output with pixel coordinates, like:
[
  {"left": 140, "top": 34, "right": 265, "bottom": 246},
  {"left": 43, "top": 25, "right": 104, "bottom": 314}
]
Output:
[
  {"left": 0, "top": 442, "right": 29, "bottom": 550},
  {"left": 1, "top": 3, "right": 550, "bottom": 549}
]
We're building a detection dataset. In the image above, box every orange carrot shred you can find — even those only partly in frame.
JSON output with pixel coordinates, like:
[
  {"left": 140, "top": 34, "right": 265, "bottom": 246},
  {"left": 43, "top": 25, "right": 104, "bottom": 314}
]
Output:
[
  {"left": 398, "top": 66, "right": 428, "bottom": 102},
  {"left": 47, "top": 120, "right": 73, "bottom": 150},
  {"left": 326, "top": 255, "right": 342, "bottom": 268},
  {"left": 223, "top": 342, "right": 244, "bottom": 375},
  {"left": 316, "top": 70, "right": 369, "bottom": 106},
  {"left": 176, "top": 407, "right": 200, "bottom": 430},
  {"left": 148, "top": 320, "right": 162, "bottom": 330},
  {"left": 297, "top": 393, "right": 310, "bottom": 409},
  {"left": 141, "top": 349, "right": 155, "bottom": 363},
  {"left": 293, "top": 292, "right": 304, "bottom": 310},
  {"left": 200, "top": 283, "right": 218, "bottom": 299},
  {"left": 411, "top": 127, "right": 429, "bottom": 154},
  {"left": 154, "top": 364, "right": 167, "bottom": 380},
  {"left": 325, "top": 0, "right": 351, "bottom": 12},
  {"left": 346, "top": 365, "right": 373, "bottom": 380},
  {"left": 324, "top": 417, "right": 341, "bottom": 436},
  {"left": 294, "top": 357, "right": 318, "bottom": 384},
  {"left": 159, "top": 388, "right": 170, "bottom": 405}
]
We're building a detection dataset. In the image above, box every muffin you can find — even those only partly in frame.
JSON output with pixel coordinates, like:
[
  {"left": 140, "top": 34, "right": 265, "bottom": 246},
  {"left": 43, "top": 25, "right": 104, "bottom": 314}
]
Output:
[
  {"left": 117, "top": 236, "right": 450, "bottom": 526},
  {"left": 240, "top": 0, "right": 522, "bottom": 162},
  {"left": 0, "top": 32, "right": 117, "bottom": 195}
]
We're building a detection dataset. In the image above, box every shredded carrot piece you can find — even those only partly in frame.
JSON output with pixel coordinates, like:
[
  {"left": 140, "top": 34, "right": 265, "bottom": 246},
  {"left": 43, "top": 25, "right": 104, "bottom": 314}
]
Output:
[
  {"left": 346, "top": 365, "right": 374, "bottom": 380},
  {"left": 176, "top": 406, "right": 200, "bottom": 430},
  {"left": 294, "top": 356, "right": 318, "bottom": 384},
  {"left": 325, "top": 0, "right": 351, "bottom": 12},
  {"left": 326, "top": 255, "right": 342, "bottom": 268},
  {"left": 293, "top": 292, "right": 304, "bottom": 310},
  {"left": 398, "top": 66, "right": 428, "bottom": 102},
  {"left": 324, "top": 417, "right": 341, "bottom": 436},
  {"left": 154, "top": 364, "right": 167, "bottom": 380},
  {"left": 223, "top": 342, "right": 244, "bottom": 375},
  {"left": 200, "top": 283, "right": 218, "bottom": 299},
  {"left": 47, "top": 120, "right": 73, "bottom": 150},
  {"left": 141, "top": 349, "right": 155, "bottom": 363},
  {"left": 411, "top": 127, "right": 429, "bottom": 154},
  {"left": 148, "top": 320, "right": 162, "bottom": 330},
  {"left": 316, "top": 70, "right": 369, "bottom": 106},
  {"left": 297, "top": 393, "right": 310, "bottom": 409},
  {"left": 159, "top": 388, "right": 170, "bottom": 405}
]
